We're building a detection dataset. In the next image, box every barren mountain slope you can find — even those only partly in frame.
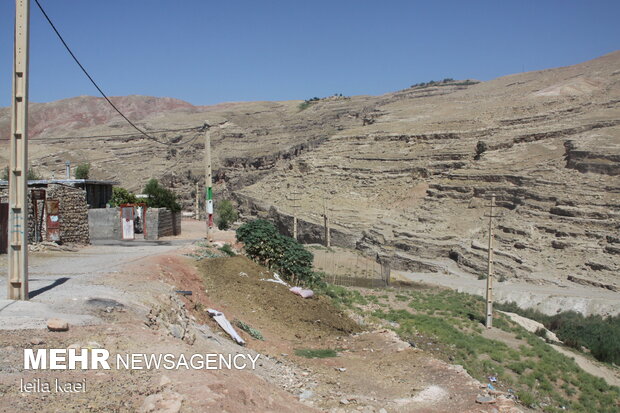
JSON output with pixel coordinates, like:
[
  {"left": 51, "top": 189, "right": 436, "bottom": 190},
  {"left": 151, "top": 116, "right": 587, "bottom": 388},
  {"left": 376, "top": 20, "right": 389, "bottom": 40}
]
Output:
[
  {"left": 0, "top": 51, "right": 618, "bottom": 302},
  {"left": 239, "top": 51, "right": 620, "bottom": 295}
]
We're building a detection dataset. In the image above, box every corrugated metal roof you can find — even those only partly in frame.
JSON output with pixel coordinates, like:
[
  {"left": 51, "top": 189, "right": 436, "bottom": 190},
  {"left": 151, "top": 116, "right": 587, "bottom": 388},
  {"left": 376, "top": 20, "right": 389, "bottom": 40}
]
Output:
[{"left": 0, "top": 179, "right": 119, "bottom": 186}]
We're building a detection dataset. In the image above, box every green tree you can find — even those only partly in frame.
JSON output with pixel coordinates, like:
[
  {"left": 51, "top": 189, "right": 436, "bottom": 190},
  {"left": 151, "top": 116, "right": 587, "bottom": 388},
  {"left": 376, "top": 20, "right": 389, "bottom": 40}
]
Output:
[
  {"left": 75, "top": 163, "right": 91, "bottom": 179},
  {"left": 143, "top": 178, "right": 181, "bottom": 212},
  {"left": 109, "top": 187, "right": 138, "bottom": 207},
  {"left": 215, "top": 200, "right": 238, "bottom": 230}
]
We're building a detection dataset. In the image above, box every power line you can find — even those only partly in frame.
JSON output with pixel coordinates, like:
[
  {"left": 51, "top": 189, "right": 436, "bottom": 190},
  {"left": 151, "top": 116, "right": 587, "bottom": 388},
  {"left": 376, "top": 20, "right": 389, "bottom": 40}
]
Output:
[
  {"left": 166, "top": 131, "right": 204, "bottom": 170},
  {"left": 27, "top": 126, "right": 203, "bottom": 142},
  {"left": 33, "top": 0, "right": 169, "bottom": 146}
]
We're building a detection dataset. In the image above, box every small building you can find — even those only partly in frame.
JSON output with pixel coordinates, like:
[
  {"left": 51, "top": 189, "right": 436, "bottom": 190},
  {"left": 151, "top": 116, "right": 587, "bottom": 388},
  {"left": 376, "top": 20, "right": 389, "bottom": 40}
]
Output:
[
  {"left": 0, "top": 179, "right": 117, "bottom": 251},
  {"left": 26, "top": 179, "right": 117, "bottom": 209}
]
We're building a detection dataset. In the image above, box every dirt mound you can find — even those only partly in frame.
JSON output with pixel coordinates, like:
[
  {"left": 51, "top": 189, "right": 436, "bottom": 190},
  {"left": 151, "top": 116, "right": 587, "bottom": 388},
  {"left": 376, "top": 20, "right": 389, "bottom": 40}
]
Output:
[{"left": 197, "top": 256, "right": 361, "bottom": 342}]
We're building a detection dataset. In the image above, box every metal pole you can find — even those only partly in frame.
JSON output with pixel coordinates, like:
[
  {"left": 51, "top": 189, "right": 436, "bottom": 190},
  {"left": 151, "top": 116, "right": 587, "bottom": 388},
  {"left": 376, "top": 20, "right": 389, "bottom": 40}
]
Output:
[
  {"left": 485, "top": 194, "right": 495, "bottom": 328},
  {"left": 8, "top": 0, "right": 30, "bottom": 300},
  {"left": 204, "top": 124, "right": 213, "bottom": 242}
]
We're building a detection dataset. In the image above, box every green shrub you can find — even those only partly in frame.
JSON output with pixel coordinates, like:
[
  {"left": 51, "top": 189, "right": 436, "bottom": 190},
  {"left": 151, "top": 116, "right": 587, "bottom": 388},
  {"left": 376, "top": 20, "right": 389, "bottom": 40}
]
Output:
[
  {"left": 110, "top": 187, "right": 137, "bottom": 207},
  {"left": 215, "top": 200, "right": 238, "bottom": 230},
  {"left": 219, "top": 244, "right": 236, "bottom": 256},
  {"left": 518, "top": 390, "right": 536, "bottom": 408},
  {"left": 234, "top": 320, "right": 263, "bottom": 340},
  {"left": 236, "top": 219, "right": 317, "bottom": 286},
  {"left": 75, "top": 163, "right": 90, "bottom": 179},
  {"left": 143, "top": 178, "right": 181, "bottom": 212},
  {"left": 474, "top": 141, "right": 488, "bottom": 160}
]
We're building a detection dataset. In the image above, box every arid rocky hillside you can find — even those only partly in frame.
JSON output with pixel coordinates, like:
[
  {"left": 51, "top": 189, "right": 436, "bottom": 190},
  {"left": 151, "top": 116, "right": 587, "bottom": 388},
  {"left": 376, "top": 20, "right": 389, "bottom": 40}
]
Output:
[{"left": 1, "top": 51, "right": 618, "bottom": 294}]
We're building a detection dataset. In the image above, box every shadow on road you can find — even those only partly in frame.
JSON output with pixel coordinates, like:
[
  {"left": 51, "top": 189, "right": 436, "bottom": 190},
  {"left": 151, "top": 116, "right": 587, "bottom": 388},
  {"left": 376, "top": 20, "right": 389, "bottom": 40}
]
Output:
[{"left": 29, "top": 277, "right": 70, "bottom": 299}]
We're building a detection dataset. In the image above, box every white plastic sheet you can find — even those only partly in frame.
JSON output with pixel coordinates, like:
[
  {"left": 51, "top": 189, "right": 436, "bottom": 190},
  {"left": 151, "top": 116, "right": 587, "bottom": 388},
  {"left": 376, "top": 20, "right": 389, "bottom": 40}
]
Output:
[
  {"left": 289, "top": 286, "right": 314, "bottom": 299},
  {"left": 207, "top": 309, "right": 246, "bottom": 346}
]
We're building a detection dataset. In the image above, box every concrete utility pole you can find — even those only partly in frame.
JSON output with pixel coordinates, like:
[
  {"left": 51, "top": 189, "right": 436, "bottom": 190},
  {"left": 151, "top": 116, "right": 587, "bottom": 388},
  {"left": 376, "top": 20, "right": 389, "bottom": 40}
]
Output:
[
  {"left": 290, "top": 190, "right": 300, "bottom": 240},
  {"left": 8, "top": 0, "right": 30, "bottom": 300},
  {"left": 194, "top": 182, "right": 200, "bottom": 220},
  {"left": 323, "top": 199, "right": 331, "bottom": 248},
  {"left": 204, "top": 123, "right": 213, "bottom": 242},
  {"left": 485, "top": 194, "right": 496, "bottom": 328}
]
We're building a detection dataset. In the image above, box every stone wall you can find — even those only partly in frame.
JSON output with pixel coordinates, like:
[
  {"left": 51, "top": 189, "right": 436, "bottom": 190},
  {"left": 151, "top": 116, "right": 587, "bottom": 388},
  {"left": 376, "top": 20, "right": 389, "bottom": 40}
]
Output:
[
  {"left": 0, "top": 184, "right": 90, "bottom": 245},
  {"left": 46, "top": 184, "right": 90, "bottom": 244}
]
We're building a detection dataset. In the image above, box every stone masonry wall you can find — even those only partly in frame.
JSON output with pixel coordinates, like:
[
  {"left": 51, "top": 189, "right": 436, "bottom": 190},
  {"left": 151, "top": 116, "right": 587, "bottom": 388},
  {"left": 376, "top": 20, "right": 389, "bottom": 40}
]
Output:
[{"left": 46, "top": 184, "right": 90, "bottom": 244}]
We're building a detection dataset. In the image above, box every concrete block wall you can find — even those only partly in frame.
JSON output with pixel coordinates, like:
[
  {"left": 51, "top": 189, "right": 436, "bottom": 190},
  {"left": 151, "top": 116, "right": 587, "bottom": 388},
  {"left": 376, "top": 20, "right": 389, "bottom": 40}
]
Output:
[
  {"left": 88, "top": 208, "right": 121, "bottom": 240},
  {"left": 145, "top": 208, "right": 158, "bottom": 240},
  {"left": 158, "top": 209, "right": 175, "bottom": 238},
  {"left": 145, "top": 208, "right": 181, "bottom": 240}
]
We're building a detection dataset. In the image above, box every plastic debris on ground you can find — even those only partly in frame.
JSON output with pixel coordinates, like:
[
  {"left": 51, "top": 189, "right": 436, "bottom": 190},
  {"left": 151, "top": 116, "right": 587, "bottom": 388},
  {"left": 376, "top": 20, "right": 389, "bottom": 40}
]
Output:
[
  {"left": 290, "top": 286, "right": 314, "bottom": 298},
  {"left": 207, "top": 309, "right": 246, "bottom": 346},
  {"left": 260, "top": 272, "right": 290, "bottom": 287}
]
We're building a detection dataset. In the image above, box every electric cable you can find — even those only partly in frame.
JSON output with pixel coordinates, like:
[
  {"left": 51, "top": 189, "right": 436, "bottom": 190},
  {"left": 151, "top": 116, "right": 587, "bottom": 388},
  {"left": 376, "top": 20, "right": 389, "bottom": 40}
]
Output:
[
  {"left": 33, "top": 0, "right": 170, "bottom": 145},
  {"left": 27, "top": 126, "right": 203, "bottom": 141}
]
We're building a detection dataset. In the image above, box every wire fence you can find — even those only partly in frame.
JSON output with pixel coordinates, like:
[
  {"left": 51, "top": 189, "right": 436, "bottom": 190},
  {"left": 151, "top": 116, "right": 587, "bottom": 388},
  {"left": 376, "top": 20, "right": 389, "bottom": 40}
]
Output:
[{"left": 312, "top": 246, "right": 388, "bottom": 288}]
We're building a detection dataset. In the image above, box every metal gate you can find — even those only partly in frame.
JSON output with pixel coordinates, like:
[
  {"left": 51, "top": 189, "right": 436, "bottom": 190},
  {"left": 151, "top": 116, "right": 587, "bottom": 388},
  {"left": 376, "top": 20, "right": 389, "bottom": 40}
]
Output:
[
  {"left": 0, "top": 203, "right": 8, "bottom": 253},
  {"left": 121, "top": 205, "right": 135, "bottom": 240},
  {"left": 45, "top": 199, "right": 60, "bottom": 242}
]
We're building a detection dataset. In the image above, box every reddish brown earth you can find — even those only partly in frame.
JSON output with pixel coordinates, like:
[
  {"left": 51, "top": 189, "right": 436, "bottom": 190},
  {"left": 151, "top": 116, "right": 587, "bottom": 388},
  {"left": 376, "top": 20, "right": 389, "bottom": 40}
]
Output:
[{"left": 0, "top": 220, "right": 526, "bottom": 412}]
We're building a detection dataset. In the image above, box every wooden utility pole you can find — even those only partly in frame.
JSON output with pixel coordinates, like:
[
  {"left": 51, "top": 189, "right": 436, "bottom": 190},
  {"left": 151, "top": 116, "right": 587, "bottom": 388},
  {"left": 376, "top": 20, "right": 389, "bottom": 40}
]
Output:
[
  {"left": 485, "top": 194, "right": 496, "bottom": 328},
  {"left": 204, "top": 123, "right": 213, "bottom": 242},
  {"left": 323, "top": 199, "right": 331, "bottom": 248},
  {"left": 8, "top": 0, "right": 30, "bottom": 300}
]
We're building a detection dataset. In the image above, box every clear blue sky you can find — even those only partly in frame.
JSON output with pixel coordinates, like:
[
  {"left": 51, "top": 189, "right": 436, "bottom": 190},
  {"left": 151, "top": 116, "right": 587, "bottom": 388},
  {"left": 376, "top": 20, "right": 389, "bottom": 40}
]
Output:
[{"left": 0, "top": 0, "right": 618, "bottom": 107}]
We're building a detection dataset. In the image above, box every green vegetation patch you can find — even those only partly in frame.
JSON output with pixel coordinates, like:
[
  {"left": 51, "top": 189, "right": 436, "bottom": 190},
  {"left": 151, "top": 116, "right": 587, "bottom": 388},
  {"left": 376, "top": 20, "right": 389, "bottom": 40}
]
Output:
[
  {"left": 294, "top": 348, "right": 338, "bottom": 359},
  {"left": 219, "top": 244, "right": 236, "bottom": 256},
  {"left": 234, "top": 320, "right": 264, "bottom": 341},
  {"left": 495, "top": 301, "right": 620, "bottom": 365},
  {"left": 355, "top": 287, "right": 619, "bottom": 412},
  {"left": 317, "top": 283, "right": 368, "bottom": 307},
  {"left": 298, "top": 97, "right": 320, "bottom": 111}
]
